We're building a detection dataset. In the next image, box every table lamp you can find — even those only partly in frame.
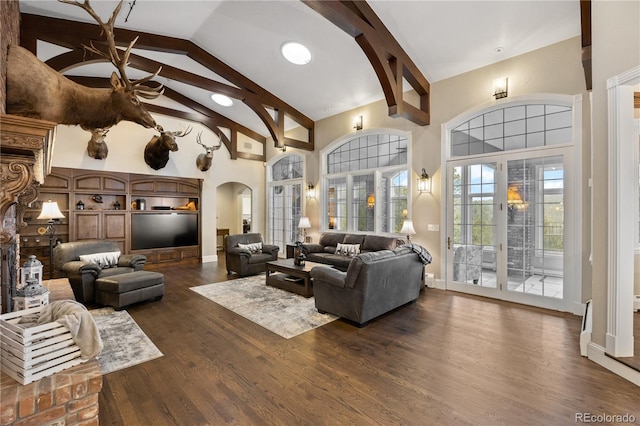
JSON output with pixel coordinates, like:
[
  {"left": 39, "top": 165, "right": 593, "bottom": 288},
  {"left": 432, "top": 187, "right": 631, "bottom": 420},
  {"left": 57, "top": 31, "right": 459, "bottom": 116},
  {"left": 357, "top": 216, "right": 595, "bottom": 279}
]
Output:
[
  {"left": 298, "top": 216, "right": 311, "bottom": 242},
  {"left": 400, "top": 219, "right": 416, "bottom": 243},
  {"left": 37, "top": 200, "right": 65, "bottom": 279}
]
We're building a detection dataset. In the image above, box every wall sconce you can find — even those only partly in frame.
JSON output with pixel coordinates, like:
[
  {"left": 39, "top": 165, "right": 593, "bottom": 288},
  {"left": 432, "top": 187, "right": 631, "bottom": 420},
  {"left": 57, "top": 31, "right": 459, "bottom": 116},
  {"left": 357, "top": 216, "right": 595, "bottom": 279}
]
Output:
[
  {"left": 353, "top": 115, "right": 363, "bottom": 131},
  {"left": 306, "top": 183, "right": 316, "bottom": 199},
  {"left": 417, "top": 168, "right": 431, "bottom": 193},
  {"left": 493, "top": 77, "right": 508, "bottom": 99},
  {"left": 367, "top": 193, "right": 375, "bottom": 209}
]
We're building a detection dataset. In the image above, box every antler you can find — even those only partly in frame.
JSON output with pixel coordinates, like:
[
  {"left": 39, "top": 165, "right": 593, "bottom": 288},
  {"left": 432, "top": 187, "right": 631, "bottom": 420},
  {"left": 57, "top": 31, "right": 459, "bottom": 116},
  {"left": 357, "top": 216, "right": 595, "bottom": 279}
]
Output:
[
  {"left": 196, "top": 131, "right": 222, "bottom": 150},
  {"left": 196, "top": 132, "right": 207, "bottom": 149},
  {"left": 175, "top": 125, "right": 193, "bottom": 138},
  {"left": 58, "top": 0, "right": 164, "bottom": 98}
]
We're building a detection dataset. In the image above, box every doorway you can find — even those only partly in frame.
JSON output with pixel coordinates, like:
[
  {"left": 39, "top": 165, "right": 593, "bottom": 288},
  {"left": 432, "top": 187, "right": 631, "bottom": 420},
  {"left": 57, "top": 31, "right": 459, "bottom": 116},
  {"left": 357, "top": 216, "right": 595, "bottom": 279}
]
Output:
[
  {"left": 442, "top": 95, "right": 582, "bottom": 313},
  {"left": 216, "top": 182, "right": 252, "bottom": 250},
  {"left": 446, "top": 150, "right": 573, "bottom": 311}
]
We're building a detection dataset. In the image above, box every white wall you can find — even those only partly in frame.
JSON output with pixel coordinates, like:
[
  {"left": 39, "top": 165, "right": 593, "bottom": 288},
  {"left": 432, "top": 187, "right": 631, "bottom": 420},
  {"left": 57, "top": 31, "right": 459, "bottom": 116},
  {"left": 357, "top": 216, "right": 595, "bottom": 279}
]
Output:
[{"left": 51, "top": 112, "right": 266, "bottom": 263}]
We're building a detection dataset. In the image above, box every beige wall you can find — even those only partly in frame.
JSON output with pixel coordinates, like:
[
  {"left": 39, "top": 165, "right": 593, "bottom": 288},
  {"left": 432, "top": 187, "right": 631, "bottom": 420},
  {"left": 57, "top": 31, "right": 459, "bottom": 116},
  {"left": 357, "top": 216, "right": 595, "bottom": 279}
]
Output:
[
  {"left": 590, "top": 1, "right": 640, "bottom": 346},
  {"left": 51, "top": 113, "right": 266, "bottom": 262},
  {"left": 278, "top": 36, "right": 589, "bottom": 282}
]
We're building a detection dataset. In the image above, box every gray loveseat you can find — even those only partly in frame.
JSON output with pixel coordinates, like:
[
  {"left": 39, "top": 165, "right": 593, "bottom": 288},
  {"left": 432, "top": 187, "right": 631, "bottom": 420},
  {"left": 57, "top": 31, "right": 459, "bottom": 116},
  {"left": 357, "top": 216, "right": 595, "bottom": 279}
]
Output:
[
  {"left": 309, "top": 245, "right": 430, "bottom": 326},
  {"left": 301, "top": 232, "right": 402, "bottom": 271},
  {"left": 53, "top": 240, "right": 147, "bottom": 303}
]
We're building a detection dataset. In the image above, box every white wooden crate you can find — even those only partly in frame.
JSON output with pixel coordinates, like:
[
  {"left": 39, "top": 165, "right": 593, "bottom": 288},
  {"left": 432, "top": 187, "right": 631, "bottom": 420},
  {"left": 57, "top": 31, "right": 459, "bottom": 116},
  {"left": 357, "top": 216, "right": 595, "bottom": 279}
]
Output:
[{"left": 0, "top": 306, "right": 86, "bottom": 385}]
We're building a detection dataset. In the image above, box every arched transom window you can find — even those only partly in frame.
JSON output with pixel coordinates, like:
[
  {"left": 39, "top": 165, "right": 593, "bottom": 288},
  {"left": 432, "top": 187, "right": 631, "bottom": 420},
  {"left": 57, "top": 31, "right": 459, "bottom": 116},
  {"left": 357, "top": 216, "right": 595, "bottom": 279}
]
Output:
[{"left": 451, "top": 104, "right": 572, "bottom": 157}]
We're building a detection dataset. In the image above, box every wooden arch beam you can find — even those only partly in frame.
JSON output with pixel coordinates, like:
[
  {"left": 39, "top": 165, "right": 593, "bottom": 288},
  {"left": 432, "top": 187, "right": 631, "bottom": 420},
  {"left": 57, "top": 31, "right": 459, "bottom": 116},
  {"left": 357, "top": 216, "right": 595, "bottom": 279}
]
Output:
[
  {"left": 303, "top": 0, "right": 430, "bottom": 126},
  {"left": 20, "top": 13, "right": 314, "bottom": 151}
]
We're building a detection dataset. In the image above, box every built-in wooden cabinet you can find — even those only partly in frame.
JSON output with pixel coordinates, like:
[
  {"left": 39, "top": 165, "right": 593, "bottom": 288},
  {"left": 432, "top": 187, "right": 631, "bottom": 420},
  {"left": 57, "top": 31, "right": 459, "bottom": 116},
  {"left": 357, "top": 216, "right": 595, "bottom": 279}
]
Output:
[{"left": 20, "top": 167, "right": 202, "bottom": 276}]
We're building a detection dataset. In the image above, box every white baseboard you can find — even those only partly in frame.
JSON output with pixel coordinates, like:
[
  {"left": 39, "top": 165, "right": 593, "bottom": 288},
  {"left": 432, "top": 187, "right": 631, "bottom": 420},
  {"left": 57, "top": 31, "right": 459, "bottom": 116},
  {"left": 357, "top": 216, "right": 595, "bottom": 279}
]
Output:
[
  {"left": 634, "top": 295, "right": 640, "bottom": 311},
  {"left": 434, "top": 278, "right": 446, "bottom": 290},
  {"left": 202, "top": 254, "right": 218, "bottom": 263},
  {"left": 587, "top": 342, "right": 640, "bottom": 387}
]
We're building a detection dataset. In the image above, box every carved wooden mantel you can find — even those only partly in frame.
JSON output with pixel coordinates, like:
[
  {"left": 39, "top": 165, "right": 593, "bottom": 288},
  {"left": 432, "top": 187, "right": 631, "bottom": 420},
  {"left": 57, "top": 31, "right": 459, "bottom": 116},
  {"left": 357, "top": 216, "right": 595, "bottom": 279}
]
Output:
[{"left": 1, "top": 113, "right": 56, "bottom": 312}]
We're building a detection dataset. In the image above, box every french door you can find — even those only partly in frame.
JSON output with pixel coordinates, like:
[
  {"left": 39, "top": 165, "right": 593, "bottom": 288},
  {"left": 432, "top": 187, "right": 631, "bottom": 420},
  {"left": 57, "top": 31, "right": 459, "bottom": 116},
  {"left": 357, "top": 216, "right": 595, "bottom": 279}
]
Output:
[
  {"left": 446, "top": 148, "right": 575, "bottom": 311},
  {"left": 267, "top": 182, "right": 302, "bottom": 255}
]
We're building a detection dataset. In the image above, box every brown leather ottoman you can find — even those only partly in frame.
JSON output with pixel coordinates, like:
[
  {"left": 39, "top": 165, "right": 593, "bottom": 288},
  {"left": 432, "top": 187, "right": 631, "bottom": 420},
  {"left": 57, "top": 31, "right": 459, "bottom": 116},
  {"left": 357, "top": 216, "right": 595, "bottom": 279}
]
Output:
[{"left": 95, "top": 270, "right": 164, "bottom": 309}]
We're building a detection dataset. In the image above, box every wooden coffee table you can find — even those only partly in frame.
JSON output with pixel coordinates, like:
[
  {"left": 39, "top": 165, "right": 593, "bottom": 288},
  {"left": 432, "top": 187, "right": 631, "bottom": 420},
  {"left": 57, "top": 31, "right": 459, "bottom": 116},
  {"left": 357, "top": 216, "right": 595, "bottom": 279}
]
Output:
[{"left": 265, "top": 259, "right": 332, "bottom": 298}]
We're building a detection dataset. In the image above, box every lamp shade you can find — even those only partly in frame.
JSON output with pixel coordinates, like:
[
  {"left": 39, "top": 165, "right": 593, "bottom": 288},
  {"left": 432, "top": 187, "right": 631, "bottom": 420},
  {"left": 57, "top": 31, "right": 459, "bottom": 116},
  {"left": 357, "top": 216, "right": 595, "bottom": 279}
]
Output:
[
  {"left": 400, "top": 219, "right": 416, "bottom": 236},
  {"left": 298, "top": 216, "right": 311, "bottom": 229},
  {"left": 37, "top": 201, "right": 65, "bottom": 220}
]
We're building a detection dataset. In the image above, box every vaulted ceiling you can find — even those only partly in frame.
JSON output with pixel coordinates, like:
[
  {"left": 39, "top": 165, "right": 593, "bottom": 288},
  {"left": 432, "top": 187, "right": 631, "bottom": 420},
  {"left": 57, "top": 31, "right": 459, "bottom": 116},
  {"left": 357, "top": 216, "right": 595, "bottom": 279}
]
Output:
[{"left": 17, "top": 0, "right": 581, "bottom": 161}]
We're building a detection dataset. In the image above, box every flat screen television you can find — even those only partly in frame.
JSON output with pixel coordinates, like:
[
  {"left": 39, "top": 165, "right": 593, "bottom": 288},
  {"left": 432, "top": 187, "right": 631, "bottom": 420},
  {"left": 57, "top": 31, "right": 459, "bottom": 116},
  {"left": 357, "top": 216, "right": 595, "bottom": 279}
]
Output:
[{"left": 131, "top": 213, "right": 199, "bottom": 250}]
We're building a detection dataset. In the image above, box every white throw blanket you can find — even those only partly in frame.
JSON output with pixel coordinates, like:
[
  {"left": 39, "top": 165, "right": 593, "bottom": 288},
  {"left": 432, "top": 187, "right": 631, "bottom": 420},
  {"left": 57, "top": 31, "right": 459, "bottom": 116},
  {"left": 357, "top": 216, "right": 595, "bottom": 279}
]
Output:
[{"left": 36, "top": 300, "right": 104, "bottom": 360}]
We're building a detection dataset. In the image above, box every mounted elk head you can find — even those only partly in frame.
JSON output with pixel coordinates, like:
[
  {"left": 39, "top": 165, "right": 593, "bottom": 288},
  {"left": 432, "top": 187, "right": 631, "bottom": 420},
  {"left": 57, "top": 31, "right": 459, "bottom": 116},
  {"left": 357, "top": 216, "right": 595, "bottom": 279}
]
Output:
[
  {"left": 6, "top": 0, "right": 163, "bottom": 131},
  {"left": 87, "top": 128, "right": 110, "bottom": 159},
  {"left": 195, "top": 131, "right": 222, "bottom": 172},
  {"left": 144, "top": 125, "right": 192, "bottom": 170}
]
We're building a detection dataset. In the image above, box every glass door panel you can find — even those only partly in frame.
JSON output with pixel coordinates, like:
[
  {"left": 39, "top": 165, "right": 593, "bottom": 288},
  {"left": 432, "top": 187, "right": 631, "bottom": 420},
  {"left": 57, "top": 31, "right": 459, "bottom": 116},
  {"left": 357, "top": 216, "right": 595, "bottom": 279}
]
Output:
[
  {"left": 506, "top": 156, "right": 564, "bottom": 300},
  {"left": 449, "top": 161, "right": 499, "bottom": 291},
  {"left": 268, "top": 182, "right": 301, "bottom": 254}
]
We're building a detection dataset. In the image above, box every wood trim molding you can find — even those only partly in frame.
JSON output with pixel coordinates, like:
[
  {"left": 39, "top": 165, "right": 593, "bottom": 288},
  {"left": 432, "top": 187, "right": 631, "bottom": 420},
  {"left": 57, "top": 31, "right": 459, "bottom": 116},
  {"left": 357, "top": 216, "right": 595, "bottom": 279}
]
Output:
[
  {"left": 606, "top": 66, "right": 639, "bottom": 357},
  {"left": 19, "top": 13, "right": 314, "bottom": 154},
  {"left": 580, "top": 0, "right": 592, "bottom": 90},
  {"left": 303, "top": 0, "right": 430, "bottom": 126}
]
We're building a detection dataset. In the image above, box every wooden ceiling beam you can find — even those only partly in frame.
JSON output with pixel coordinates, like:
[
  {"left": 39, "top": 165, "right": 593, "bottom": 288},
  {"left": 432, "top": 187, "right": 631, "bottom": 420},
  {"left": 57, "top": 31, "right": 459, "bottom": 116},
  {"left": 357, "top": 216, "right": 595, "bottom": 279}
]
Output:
[
  {"left": 303, "top": 0, "right": 430, "bottom": 126},
  {"left": 19, "top": 13, "right": 314, "bottom": 152},
  {"left": 580, "top": 0, "right": 592, "bottom": 91}
]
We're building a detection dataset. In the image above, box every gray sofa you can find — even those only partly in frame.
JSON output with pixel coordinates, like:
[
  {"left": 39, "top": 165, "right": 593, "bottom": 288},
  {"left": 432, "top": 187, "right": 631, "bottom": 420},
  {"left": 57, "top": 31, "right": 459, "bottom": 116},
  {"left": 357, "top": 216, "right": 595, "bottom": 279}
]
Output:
[
  {"left": 225, "top": 233, "right": 279, "bottom": 276},
  {"left": 309, "top": 245, "right": 429, "bottom": 326},
  {"left": 301, "top": 232, "right": 402, "bottom": 271},
  {"left": 53, "top": 240, "right": 147, "bottom": 304}
]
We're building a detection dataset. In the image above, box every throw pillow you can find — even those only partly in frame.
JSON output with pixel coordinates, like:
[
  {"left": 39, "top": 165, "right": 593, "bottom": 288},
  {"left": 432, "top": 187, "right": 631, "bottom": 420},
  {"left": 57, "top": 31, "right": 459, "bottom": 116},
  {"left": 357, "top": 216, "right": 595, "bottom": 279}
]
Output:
[
  {"left": 238, "top": 242, "right": 263, "bottom": 253},
  {"left": 79, "top": 251, "right": 121, "bottom": 269},
  {"left": 335, "top": 243, "right": 360, "bottom": 257}
]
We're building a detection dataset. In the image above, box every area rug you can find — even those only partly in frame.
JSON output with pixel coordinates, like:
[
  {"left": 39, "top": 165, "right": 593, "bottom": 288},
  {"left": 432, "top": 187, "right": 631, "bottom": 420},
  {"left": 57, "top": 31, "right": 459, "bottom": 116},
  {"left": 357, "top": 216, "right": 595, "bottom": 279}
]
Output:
[
  {"left": 90, "top": 308, "right": 163, "bottom": 374},
  {"left": 190, "top": 275, "right": 338, "bottom": 339}
]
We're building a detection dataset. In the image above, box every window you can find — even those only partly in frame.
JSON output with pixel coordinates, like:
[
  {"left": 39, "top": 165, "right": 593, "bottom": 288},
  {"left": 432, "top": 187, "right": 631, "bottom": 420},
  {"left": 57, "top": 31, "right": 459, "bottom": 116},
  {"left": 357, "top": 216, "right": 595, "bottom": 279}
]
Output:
[
  {"left": 451, "top": 104, "right": 572, "bottom": 157},
  {"left": 267, "top": 155, "right": 304, "bottom": 253},
  {"left": 322, "top": 131, "right": 410, "bottom": 233}
]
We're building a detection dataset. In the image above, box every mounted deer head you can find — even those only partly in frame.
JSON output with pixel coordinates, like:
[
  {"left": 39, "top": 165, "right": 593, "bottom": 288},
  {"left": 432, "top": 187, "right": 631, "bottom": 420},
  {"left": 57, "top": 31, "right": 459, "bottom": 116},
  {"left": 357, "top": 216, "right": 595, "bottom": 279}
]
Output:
[
  {"left": 144, "top": 125, "right": 192, "bottom": 170},
  {"left": 87, "top": 128, "right": 110, "bottom": 160},
  {"left": 195, "top": 131, "right": 222, "bottom": 172},
  {"left": 6, "top": 0, "right": 163, "bottom": 130}
]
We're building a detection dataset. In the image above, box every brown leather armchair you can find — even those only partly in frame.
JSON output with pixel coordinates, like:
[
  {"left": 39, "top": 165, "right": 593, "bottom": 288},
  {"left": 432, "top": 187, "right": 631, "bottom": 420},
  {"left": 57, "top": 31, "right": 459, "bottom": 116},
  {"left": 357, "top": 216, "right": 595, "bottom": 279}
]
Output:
[
  {"left": 224, "top": 233, "right": 279, "bottom": 276},
  {"left": 53, "top": 240, "right": 146, "bottom": 303}
]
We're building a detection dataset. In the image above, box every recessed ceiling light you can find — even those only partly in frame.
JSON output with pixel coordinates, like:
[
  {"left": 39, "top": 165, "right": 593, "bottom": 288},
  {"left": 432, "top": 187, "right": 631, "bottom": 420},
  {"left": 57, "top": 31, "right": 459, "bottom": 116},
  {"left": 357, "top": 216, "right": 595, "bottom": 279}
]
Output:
[
  {"left": 281, "top": 42, "right": 311, "bottom": 65},
  {"left": 211, "top": 93, "right": 233, "bottom": 107}
]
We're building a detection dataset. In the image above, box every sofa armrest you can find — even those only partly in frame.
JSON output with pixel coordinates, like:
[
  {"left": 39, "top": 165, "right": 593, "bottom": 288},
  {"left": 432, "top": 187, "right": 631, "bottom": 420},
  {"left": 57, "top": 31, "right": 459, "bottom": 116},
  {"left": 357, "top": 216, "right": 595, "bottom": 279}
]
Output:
[
  {"left": 227, "top": 247, "right": 251, "bottom": 257},
  {"left": 118, "top": 254, "right": 146, "bottom": 269},
  {"left": 262, "top": 244, "right": 279, "bottom": 255},
  {"left": 61, "top": 261, "right": 102, "bottom": 278},
  {"left": 309, "top": 267, "right": 347, "bottom": 288},
  {"left": 301, "top": 243, "right": 323, "bottom": 254}
]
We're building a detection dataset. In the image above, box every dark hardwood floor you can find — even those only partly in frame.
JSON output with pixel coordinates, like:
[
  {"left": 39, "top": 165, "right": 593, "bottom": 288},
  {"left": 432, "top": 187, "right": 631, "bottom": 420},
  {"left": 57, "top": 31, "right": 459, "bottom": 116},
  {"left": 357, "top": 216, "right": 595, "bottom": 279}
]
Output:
[{"left": 86, "top": 258, "right": 640, "bottom": 425}]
